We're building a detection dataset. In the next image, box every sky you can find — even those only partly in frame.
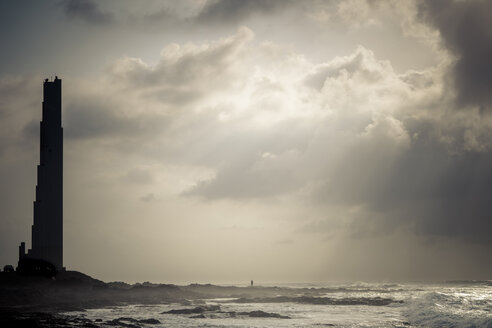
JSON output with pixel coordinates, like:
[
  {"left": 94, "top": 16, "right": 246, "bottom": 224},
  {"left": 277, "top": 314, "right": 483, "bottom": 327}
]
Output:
[{"left": 0, "top": 0, "right": 491, "bottom": 284}]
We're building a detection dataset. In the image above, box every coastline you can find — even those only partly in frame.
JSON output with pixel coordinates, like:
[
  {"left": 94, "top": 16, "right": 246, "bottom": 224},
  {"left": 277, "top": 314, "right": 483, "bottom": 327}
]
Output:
[{"left": 1, "top": 271, "right": 490, "bottom": 328}]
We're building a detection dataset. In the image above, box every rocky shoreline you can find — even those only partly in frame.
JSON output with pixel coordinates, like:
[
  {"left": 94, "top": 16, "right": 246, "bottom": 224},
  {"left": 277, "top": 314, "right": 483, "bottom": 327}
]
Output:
[{"left": 0, "top": 270, "right": 405, "bottom": 327}]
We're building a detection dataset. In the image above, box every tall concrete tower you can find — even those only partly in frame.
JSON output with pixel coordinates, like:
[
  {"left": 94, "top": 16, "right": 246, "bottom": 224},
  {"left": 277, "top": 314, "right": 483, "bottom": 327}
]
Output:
[{"left": 19, "top": 77, "right": 63, "bottom": 271}]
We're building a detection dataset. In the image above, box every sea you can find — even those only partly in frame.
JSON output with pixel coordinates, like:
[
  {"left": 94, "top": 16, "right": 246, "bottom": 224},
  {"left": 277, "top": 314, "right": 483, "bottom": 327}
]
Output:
[{"left": 63, "top": 281, "right": 492, "bottom": 328}]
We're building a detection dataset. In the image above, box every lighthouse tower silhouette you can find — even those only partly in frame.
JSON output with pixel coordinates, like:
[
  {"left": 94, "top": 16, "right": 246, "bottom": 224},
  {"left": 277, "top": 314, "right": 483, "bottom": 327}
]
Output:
[{"left": 19, "top": 77, "right": 63, "bottom": 271}]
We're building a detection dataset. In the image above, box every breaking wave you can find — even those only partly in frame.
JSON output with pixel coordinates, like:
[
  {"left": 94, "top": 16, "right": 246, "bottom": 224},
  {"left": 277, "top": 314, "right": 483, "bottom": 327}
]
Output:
[{"left": 404, "top": 291, "right": 492, "bottom": 328}]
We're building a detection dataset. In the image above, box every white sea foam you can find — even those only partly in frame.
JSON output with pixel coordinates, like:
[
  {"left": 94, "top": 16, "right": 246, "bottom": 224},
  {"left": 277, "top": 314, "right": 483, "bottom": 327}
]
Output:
[{"left": 404, "top": 285, "right": 492, "bottom": 328}]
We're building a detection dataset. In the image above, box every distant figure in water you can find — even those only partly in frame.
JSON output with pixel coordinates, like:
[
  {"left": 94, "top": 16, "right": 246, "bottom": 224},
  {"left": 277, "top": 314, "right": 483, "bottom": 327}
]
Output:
[{"left": 251, "top": 280, "right": 253, "bottom": 287}]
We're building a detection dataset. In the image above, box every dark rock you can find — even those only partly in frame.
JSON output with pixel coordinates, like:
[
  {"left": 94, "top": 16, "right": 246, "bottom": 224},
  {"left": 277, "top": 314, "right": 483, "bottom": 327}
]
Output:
[
  {"left": 0, "top": 311, "right": 81, "bottom": 328},
  {"left": 81, "top": 323, "right": 99, "bottom": 328},
  {"left": 117, "top": 317, "right": 139, "bottom": 322},
  {"left": 163, "top": 305, "right": 220, "bottom": 314},
  {"left": 190, "top": 314, "right": 206, "bottom": 318},
  {"left": 106, "top": 317, "right": 141, "bottom": 327},
  {"left": 239, "top": 310, "right": 290, "bottom": 319},
  {"left": 71, "top": 317, "right": 93, "bottom": 323},
  {"left": 138, "top": 318, "right": 160, "bottom": 324}
]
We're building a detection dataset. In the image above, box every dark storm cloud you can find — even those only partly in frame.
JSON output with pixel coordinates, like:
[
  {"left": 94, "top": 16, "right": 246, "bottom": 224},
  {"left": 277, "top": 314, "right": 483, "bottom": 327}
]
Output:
[
  {"left": 143, "top": 8, "right": 179, "bottom": 24},
  {"left": 419, "top": 0, "right": 492, "bottom": 109},
  {"left": 62, "top": 0, "right": 113, "bottom": 25},
  {"left": 64, "top": 99, "right": 169, "bottom": 140},
  {"left": 398, "top": 141, "right": 492, "bottom": 245},
  {"left": 64, "top": 101, "right": 131, "bottom": 139},
  {"left": 58, "top": 0, "right": 293, "bottom": 28},
  {"left": 21, "top": 120, "right": 39, "bottom": 142},
  {"left": 196, "top": 0, "right": 291, "bottom": 24},
  {"left": 0, "top": 76, "right": 39, "bottom": 157},
  {"left": 317, "top": 123, "right": 492, "bottom": 244}
]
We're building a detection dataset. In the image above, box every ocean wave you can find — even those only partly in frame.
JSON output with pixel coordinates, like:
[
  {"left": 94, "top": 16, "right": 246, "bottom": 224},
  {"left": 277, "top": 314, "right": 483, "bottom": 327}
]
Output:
[
  {"left": 444, "top": 280, "right": 492, "bottom": 287},
  {"left": 404, "top": 291, "right": 492, "bottom": 328},
  {"left": 227, "top": 296, "right": 402, "bottom": 306}
]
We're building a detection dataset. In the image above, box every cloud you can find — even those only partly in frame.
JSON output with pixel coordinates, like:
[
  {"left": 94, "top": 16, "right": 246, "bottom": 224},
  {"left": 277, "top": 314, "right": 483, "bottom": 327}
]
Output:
[
  {"left": 337, "top": 0, "right": 377, "bottom": 28},
  {"left": 63, "top": 94, "right": 171, "bottom": 143},
  {"left": 123, "top": 168, "right": 154, "bottom": 185},
  {"left": 172, "top": 37, "right": 492, "bottom": 245},
  {"left": 2, "top": 21, "right": 491, "bottom": 280},
  {"left": 57, "top": 0, "right": 292, "bottom": 30},
  {"left": 419, "top": 0, "right": 492, "bottom": 109},
  {"left": 108, "top": 27, "right": 254, "bottom": 105},
  {"left": 186, "top": 46, "right": 414, "bottom": 201},
  {"left": 64, "top": 100, "right": 133, "bottom": 139},
  {"left": 62, "top": 0, "right": 113, "bottom": 25},
  {"left": 317, "top": 121, "right": 492, "bottom": 244},
  {"left": 196, "top": 0, "right": 291, "bottom": 24},
  {"left": 22, "top": 26, "right": 492, "bottom": 248},
  {"left": 140, "top": 193, "right": 156, "bottom": 202},
  {"left": 187, "top": 146, "right": 304, "bottom": 199},
  {"left": 0, "top": 76, "right": 39, "bottom": 157}
]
